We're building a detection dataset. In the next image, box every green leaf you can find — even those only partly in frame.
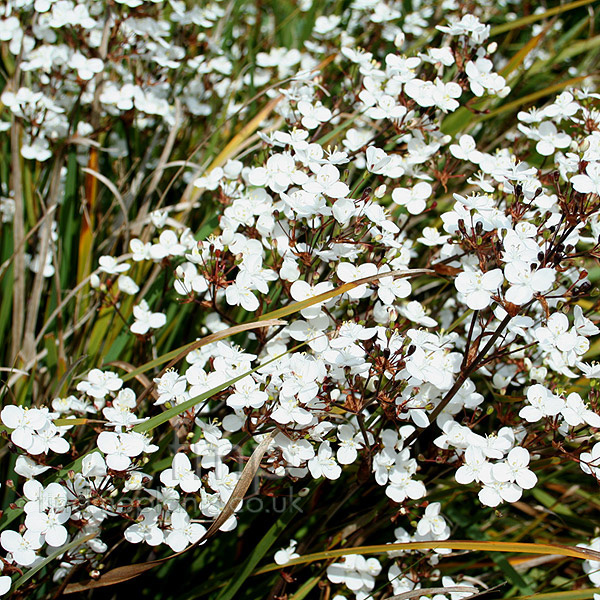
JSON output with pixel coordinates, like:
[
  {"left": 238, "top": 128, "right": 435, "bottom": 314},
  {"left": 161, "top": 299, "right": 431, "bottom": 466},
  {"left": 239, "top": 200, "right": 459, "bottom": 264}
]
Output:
[
  {"left": 253, "top": 540, "right": 600, "bottom": 575},
  {"left": 489, "top": 0, "right": 599, "bottom": 36},
  {"left": 217, "top": 486, "right": 313, "bottom": 600},
  {"left": 132, "top": 341, "right": 302, "bottom": 434},
  {"left": 11, "top": 533, "right": 96, "bottom": 592}
]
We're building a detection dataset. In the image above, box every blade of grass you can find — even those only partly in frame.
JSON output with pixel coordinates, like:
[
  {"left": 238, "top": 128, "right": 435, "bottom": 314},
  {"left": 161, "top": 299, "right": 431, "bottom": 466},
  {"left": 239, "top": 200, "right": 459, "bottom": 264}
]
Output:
[
  {"left": 120, "top": 269, "right": 430, "bottom": 385},
  {"left": 490, "top": 0, "right": 598, "bottom": 36},
  {"left": 515, "top": 589, "right": 600, "bottom": 600},
  {"left": 11, "top": 533, "right": 96, "bottom": 592},
  {"left": 252, "top": 540, "right": 600, "bottom": 575},
  {"left": 289, "top": 575, "right": 323, "bottom": 600},
  {"left": 481, "top": 76, "right": 588, "bottom": 120},
  {"left": 133, "top": 339, "right": 307, "bottom": 433},
  {"left": 216, "top": 485, "right": 314, "bottom": 600},
  {"left": 499, "top": 24, "right": 552, "bottom": 78},
  {"left": 389, "top": 587, "right": 478, "bottom": 600},
  {"left": 258, "top": 268, "right": 432, "bottom": 322},
  {"left": 116, "top": 319, "right": 282, "bottom": 384}
]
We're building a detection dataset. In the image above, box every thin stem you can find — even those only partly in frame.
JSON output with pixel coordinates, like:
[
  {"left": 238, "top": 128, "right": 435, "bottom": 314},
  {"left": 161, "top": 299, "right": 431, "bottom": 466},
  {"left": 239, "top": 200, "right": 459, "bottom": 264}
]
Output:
[{"left": 404, "top": 312, "right": 514, "bottom": 446}]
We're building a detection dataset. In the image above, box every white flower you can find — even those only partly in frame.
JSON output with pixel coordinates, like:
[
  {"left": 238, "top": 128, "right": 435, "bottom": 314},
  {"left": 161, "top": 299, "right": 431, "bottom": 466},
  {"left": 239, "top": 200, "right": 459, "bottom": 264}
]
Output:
[
  {"left": 303, "top": 164, "right": 350, "bottom": 198},
  {"left": 274, "top": 539, "right": 300, "bottom": 565},
  {"left": 24, "top": 484, "right": 71, "bottom": 547},
  {"left": 580, "top": 442, "right": 600, "bottom": 478},
  {"left": 571, "top": 162, "right": 600, "bottom": 195},
  {"left": 398, "top": 300, "right": 437, "bottom": 327},
  {"left": 0, "top": 568, "right": 9, "bottom": 596},
  {"left": 272, "top": 395, "right": 313, "bottom": 426},
  {"left": 165, "top": 509, "right": 205, "bottom": 552},
  {"left": 504, "top": 263, "right": 555, "bottom": 305},
  {"left": 297, "top": 100, "right": 332, "bottom": 129},
  {"left": 387, "top": 467, "right": 426, "bottom": 503},
  {"left": 290, "top": 280, "right": 334, "bottom": 319},
  {"left": 97, "top": 431, "right": 145, "bottom": 471},
  {"left": 417, "top": 227, "right": 450, "bottom": 246},
  {"left": 560, "top": 392, "right": 600, "bottom": 427},
  {"left": 478, "top": 480, "right": 522, "bottom": 507},
  {"left": 535, "top": 122, "right": 571, "bottom": 156},
  {"left": 308, "top": 442, "right": 342, "bottom": 480},
  {"left": 154, "top": 370, "right": 187, "bottom": 406},
  {"left": 392, "top": 181, "right": 432, "bottom": 215},
  {"left": 336, "top": 262, "right": 378, "bottom": 299},
  {"left": 377, "top": 267, "right": 412, "bottom": 304},
  {"left": 131, "top": 300, "right": 167, "bottom": 335},
  {"left": 455, "top": 268, "right": 503, "bottom": 310},
  {"left": 1, "top": 530, "right": 43, "bottom": 566},
  {"left": 98, "top": 255, "right": 129, "bottom": 275},
  {"left": 117, "top": 274, "right": 139, "bottom": 294},
  {"left": 327, "top": 554, "right": 381, "bottom": 594},
  {"left": 227, "top": 376, "right": 268, "bottom": 409},
  {"left": 519, "top": 384, "right": 564, "bottom": 422},
  {"left": 337, "top": 424, "right": 364, "bottom": 465},
  {"left": 288, "top": 316, "right": 330, "bottom": 353},
  {"left": 0, "top": 405, "right": 47, "bottom": 451},
  {"left": 416, "top": 502, "right": 450, "bottom": 537},
  {"left": 71, "top": 52, "right": 103, "bottom": 80},
  {"left": 493, "top": 447, "right": 537, "bottom": 489},
  {"left": 455, "top": 447, "right": 492, "bottom": 485},
  {"left": 130, "top": 238, "right": 153, "bottom": 261},
  {"left": 276, "top": 433, "right": 315, "bottom": 467},
  {"left": 544, "top": 92, "right": 580, "bottom": 119},
  {"left": 82, "top": 452, "right": 107, "bottom": 478},
  {"left": 150, "top": 230, "right": 186, "bottom": 260},
  {"left": 449, "top": 135, "right": 482, "bottom": 163},
  {"left": 191, "top": 429, "right": 233, "bottom": 469},
  {"left": 124, "top": 507, "right": 163, "bottom": 546},
  {"left": 465, "top": 58, "right": 507, "bottom": 97},
  {"left": 21, "top": 138, "right": 52, "bottom": 162},
  {"left": 248, "top": 153, "right": 307, "bottom": 193},
  {"left": 14, "top": 455, "right": 51, "bottom": 479},
  {"left": 77, "top": 369, "right": 123, "bottom": 400},
  {"left": 225, "top": 272, "right": 260, "bottom": 312},
  {"left": 160, "top": 453, "right": 202, "bottom": 493}
]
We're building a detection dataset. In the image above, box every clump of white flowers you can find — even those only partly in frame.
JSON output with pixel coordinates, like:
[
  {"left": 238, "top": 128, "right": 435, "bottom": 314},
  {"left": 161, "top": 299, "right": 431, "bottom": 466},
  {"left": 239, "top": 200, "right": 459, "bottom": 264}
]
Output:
[{"left": 1, "top": 0, "right": 600, "bottom": 598}]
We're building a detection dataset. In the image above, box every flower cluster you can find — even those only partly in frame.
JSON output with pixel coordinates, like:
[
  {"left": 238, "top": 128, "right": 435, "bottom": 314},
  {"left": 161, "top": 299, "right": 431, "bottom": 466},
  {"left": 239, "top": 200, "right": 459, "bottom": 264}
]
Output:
[{"left": 2, "top": 0, "right": 600, "bottom": 598}]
